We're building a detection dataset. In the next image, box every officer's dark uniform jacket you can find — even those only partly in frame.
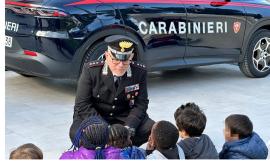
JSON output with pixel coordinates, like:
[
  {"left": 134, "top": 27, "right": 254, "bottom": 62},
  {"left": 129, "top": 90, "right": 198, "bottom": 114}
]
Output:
[{"left": 73, "top": 60, "right": 149, "bottom": 130}]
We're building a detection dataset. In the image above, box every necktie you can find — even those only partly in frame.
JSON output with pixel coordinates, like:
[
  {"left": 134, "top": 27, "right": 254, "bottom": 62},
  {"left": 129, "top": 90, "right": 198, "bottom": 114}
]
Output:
[{"left": 114, "top": 76, "right": 121, "bottom": 89}]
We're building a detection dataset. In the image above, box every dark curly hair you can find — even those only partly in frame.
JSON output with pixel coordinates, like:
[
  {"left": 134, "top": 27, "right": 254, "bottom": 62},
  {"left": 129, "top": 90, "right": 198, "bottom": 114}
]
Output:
[
  {"left": 152, "top": 120, "right": 179, "bottom": 149},
  {"left": 108, "top": 124, "right": 131, "bottom": 148},
  {"left": 174, "top": 102, "right": 206, "bottom": 137},
  {"left": 72, "top": 116, "right": 109, "bottom": 159}
]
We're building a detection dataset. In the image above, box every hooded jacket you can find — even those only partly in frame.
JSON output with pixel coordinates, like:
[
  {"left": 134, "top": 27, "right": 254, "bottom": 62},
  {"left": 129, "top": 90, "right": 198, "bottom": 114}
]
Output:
[
  {"left": 59, "top": 146, "right": 121, "bottom": 159},
  {"left": 219, "top": 132, "right": 268, "bottom": 159},
  {"left": 120, "top": 146, "right": 146, "bottom": 159},
  {"left": 178, "top": 134, "right": 218, "bottom": 159},
  {"left": 146, "top": 144, "right": 185, "bottom": 159}
]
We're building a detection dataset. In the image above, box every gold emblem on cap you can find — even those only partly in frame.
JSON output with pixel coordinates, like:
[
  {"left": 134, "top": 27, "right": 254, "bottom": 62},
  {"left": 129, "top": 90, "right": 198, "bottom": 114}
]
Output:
[{"left": 119, "top": 41, "right": 133, "bottom": 52}]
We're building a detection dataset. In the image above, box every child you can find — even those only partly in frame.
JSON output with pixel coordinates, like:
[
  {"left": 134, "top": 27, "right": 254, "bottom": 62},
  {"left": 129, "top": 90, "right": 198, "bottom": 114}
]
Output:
[
  {"left": 174, "top": 102, "right": 218, "bottom": 159},
  {"left": 145, "top": 120, "right": 185, "bottom": 159},
  {"left": 108, "top": 124, "right": 146, "bottom": 159},
  {"left": 60, "top": 116, "right": 121, "bottom": 159},
  {"left": 9, "top": 143, "right": 43, "bottom": 159},
  {"left": 219, "top": 114, "right": 268, "bottom": 159}
]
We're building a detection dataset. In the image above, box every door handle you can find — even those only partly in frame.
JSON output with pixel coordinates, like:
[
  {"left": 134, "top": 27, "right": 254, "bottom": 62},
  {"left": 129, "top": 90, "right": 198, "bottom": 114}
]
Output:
[
  {"left": 191, "top": 5, "right": 204, "bottom": 12},
  {"left": 131, "top": 4, "right": 144, "bottom": 12}
]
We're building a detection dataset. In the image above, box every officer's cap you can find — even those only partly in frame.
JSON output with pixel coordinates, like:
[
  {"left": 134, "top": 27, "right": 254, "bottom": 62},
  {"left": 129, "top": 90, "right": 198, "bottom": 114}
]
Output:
[{"left": 105, "top": 35, "right": 138, "bottom": 61}]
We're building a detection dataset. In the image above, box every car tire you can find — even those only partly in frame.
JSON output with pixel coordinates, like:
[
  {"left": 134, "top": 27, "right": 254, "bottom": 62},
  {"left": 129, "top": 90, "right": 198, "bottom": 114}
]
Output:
[
  {"left": 239, "top": 29, "right": 270, "bottom": 78},
  {"left": 83, "top": 41, "right": 108, "bottom": 64}
]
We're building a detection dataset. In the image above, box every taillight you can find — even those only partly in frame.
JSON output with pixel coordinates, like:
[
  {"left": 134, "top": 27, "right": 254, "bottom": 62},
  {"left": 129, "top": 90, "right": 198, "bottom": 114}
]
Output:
[
  {"left": 35, "top": 8, "right": 68, "bottom": 17},
  {"left": 5, "top": 1, "right": 68, "bottom": 17}
]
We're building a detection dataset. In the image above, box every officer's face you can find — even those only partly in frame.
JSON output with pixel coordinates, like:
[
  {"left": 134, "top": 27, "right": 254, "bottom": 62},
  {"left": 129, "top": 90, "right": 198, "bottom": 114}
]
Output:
[{"left": 105, "top": 50, "right": 133, "bottom": 76}]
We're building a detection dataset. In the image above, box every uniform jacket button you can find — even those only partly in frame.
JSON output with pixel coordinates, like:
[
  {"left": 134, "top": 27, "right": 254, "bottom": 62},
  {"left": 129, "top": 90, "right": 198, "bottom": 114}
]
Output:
[
  {"left": 114, "top": 98, "right": 118, "bottom": 101},
  {"left": 112, "top": 105, "right": 115, "bottom": 109},
  {"left": 97, "top": 94, "right": 100, "bottom": 98},
  {"left": 110, "top": 113, "right": 113, "bottom": 116}
]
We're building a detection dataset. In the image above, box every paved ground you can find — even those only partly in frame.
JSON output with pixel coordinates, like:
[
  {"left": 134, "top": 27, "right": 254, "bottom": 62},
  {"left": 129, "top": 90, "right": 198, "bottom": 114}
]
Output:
[{"left": 5, "top": 64, "right": 270, "bottom": 159}]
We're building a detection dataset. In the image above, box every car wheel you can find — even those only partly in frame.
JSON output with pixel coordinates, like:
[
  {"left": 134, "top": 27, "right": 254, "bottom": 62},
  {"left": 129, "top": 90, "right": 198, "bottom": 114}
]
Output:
[
  {"left": 239, "top": 29, "right": 270, "bottom": 78},
  {"left": 83, "top": 41, "right": 108, "bottom": 64}
]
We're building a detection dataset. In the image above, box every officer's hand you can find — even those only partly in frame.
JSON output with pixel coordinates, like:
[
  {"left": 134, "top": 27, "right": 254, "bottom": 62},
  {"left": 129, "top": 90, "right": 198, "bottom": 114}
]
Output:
[{"left": 125, "top": 126, "right": 136, "bottom": 137}]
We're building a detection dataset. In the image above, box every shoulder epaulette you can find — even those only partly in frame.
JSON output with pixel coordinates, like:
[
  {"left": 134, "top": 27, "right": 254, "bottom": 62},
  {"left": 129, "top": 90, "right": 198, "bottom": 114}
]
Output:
[
  {"left": 88, "top": 60, "right": 105, "bottom": 67},
  {"left": 131, "top": 61, "right": 146, "bottom": 70}
]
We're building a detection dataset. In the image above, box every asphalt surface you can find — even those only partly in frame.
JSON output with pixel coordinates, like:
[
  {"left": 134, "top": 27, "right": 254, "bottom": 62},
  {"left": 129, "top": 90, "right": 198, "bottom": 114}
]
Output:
[{"left": 5, "top": 64, "right": 270, "bottom": 159}]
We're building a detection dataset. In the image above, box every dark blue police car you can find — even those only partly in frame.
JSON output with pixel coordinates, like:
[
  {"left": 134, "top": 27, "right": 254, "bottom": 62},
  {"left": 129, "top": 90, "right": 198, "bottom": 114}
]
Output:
[{"left": 5, "top": 0, "right": 270, "bottom": 79}]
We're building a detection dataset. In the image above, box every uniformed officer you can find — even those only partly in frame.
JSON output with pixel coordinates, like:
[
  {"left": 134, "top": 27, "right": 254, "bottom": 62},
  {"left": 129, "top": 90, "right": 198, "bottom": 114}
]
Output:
[{"left": 70, "top": 35, "right": 155, "bottom": 146}]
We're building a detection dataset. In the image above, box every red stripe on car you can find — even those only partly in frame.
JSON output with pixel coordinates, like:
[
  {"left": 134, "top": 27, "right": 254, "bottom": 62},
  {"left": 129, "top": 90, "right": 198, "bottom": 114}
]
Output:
[
  {"left": 65, "top": 0, "right": 270, "bottom": 9},
  {"left": 5, "top": 0, "right": 42, "bottom": 8}
]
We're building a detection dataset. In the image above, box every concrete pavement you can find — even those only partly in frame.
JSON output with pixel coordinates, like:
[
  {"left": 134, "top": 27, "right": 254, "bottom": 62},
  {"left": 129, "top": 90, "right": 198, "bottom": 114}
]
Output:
[{"left": 5, "top": 64, "right": 270, "bottom": 159}]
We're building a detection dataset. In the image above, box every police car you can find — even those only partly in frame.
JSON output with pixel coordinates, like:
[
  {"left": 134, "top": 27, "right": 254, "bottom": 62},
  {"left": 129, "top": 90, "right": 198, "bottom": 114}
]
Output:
[{"left": 5, "top": 0, "right": 270, "bottom": 79}]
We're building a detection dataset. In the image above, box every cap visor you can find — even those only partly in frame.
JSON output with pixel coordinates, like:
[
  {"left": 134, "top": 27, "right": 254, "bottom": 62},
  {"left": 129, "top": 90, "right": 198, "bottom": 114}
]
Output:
[{"left": 113, "top": 53, "right": 131, "bottom": 61}]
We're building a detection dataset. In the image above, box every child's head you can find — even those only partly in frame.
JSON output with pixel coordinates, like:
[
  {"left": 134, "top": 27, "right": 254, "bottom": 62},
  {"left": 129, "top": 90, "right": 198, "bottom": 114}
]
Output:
[
  {"left": 108, "top": 124, "right": 132, "bottom": 148},
  {"left": 9, "top": 143, "right": 43, "bottom": 159},
  {"left": 73, "top": 116, "right": 109, "bottom": 159},
  {"left": 174, "top": 102, "right": 206, "bottom": 138},
  {"left": 149, "top": 120, "right": 179, "bottom": 150},
  {"left": 224, "top": 114, "right": 253, "bottom": 141}
]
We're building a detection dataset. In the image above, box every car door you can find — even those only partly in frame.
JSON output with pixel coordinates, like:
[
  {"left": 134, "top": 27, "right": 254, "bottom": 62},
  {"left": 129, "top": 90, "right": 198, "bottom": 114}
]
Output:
[
  {"left": 116, "top": 1, "right": 187, "bottom": 71},
  {"left": 184, "top": 0, "right": 246, "bottom": 65}
]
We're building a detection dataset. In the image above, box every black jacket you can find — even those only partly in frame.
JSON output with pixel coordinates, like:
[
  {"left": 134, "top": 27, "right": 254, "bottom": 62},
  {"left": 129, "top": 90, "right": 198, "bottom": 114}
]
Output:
[
  {"left": 73, "top": 60, "right": 149, "bottom": 129},
  {"left": 178, "top": 134, "right": 219, "bottom": 159}
]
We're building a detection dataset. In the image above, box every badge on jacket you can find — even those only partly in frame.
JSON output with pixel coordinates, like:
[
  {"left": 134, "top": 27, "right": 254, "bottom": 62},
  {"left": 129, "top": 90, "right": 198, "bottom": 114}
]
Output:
[
  {"left": 125, "top": 84, "right": 139, "bottom": 93},
  {"left": 125, "top": 84, "right": 139, "bottom": 106},
  {"left": 129, "top": 99, "right": 135, "bottom": 107}
]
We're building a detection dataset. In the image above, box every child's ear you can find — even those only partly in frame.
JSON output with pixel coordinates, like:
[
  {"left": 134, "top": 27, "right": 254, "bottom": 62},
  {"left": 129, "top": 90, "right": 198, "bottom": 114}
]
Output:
[
  {"left": 148, "top": 135, "right": 153, "bottom": 143},
  {"left": 179, "top": 130, "right": 184, "bottom": 138},
  {"left": 179, "top": 130, "right": 189, "bottom": 139},
  {"left": 128, "top": 136, "right": 132, "bottom": 146}
]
